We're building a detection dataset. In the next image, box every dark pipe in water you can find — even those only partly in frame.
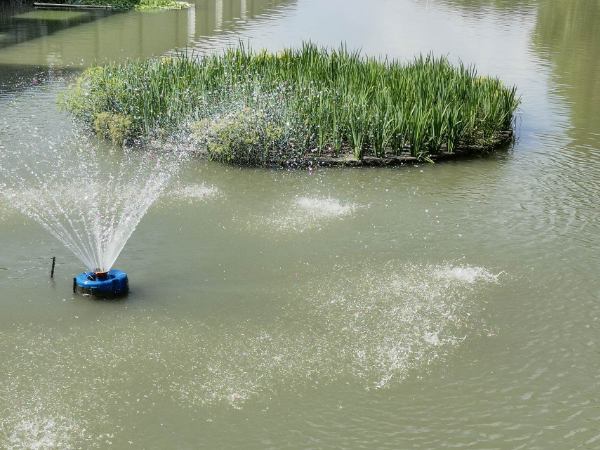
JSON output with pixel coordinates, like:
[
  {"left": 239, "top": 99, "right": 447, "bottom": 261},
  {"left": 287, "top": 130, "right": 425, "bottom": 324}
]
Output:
[{"left": 50, "top": 256, "right": 56, "bottom": 278}]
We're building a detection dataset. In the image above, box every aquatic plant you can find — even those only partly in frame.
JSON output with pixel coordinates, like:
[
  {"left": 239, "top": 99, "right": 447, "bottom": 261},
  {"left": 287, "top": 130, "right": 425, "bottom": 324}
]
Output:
[
  {"left": 193, "top": 107, "right": 303, "bottom": 166},
  {"left": 93, "top": 112, "right": 132, "bottom": 144},
  {"left": 61, "top": 43, "right": 520, "bottom": 166},
  {"left": 134, "top": 0, "right": 189, "bottom": 10}
]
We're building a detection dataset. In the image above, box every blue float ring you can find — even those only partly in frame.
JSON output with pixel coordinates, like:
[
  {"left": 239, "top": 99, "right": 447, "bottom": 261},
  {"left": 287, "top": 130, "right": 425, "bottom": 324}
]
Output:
[{"left": 74, "top": 269, "right": 129, "bottom": 296}]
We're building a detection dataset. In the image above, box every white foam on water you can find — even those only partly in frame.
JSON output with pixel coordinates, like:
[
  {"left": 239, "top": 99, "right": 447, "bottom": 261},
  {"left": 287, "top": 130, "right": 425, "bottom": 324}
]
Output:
[
  {"left": 171, "top": 183, "right": 220, "bottom": 202},
  {"left": 259, "top": 195, "right": 356, "bottom": 232},
  {"left": 6, "top": 416, "right": 85, "bottom": 450},
  {"left": 0, "top": 194, "right": 12, "bottom": 221},
  {"left": 423, "top": 331, "right": 442, "bottom": 346},
  {"left": 0, "top": 322, "right": 152, "bottom": 448},
  {"left": 310, "top": 263, "right": 499, "bottom": 389},
  {"left": 434, "top": 264, "right": 501, "bottom": 284},
  {"left": 168, "top": 262, "right": 500, "bottom": 400},
  {"left": 295, "top": 196, "right": 354, "bottom": 218}
]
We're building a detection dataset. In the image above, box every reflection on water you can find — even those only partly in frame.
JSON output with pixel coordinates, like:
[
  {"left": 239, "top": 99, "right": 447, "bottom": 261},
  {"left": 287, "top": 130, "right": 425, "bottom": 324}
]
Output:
[
  {"left": 437, "top": 0, "right": 537, "bottom": 15},
  {"left": 0, "top": 3, "right": 110, "bottom": 52},
  {"left": 0, "top": 0, "right": 295, "bottom": 68},
  {"left": 534, "top": 0, "right": 600, "bottom": 151},
  {"left": 526, "top": 1, "right": 600, "bottom": 246}
]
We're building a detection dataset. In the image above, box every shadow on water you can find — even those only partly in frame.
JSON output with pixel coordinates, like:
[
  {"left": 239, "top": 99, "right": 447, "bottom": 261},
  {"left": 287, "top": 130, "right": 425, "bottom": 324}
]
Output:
[{"left": 0, "top": 2, "right": 114, "bottom": 52}]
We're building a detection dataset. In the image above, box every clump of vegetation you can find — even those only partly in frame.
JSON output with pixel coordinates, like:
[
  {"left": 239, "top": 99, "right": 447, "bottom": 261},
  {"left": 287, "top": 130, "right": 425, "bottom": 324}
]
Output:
[
  {"left": 93, "top": 112, "right": 132, "bottom": 144},
  {"left": 134, "top": 0, "right": 189, "bottom": 10},
  {"left": 61, "top": 43, "right": 520, "bottom": 166},
  {"left": 192, "top": 103, "right": 305, "bottom": 166},
  {"left": 46, "top": 0, "right": 189, "bottom": 10}
]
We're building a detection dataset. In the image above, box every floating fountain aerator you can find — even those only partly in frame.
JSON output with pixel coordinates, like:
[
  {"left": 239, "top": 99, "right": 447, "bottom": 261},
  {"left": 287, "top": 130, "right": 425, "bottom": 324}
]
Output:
[{"left": 74, "top": 269, "right": 129, "bottom": 297}]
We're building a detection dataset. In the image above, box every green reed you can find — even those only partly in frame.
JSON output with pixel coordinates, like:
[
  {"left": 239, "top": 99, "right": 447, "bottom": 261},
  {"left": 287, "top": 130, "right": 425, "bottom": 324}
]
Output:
[{"left": 61, "top": 43, "right": 520, "bottom": 164}]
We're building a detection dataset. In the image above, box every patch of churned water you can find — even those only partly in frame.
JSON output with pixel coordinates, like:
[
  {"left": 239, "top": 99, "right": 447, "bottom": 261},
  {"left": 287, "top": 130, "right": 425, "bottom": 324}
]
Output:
[
  {"left": 0, "top": 194, "right": 11, "bottom": 221},
  {"left": 170, "top": 183, "right": 220, "bottom": 202},
  {"left": 434, "top": 264, "right": 501, "bottom": 284},
  {"left": 295, "top": 196, "right": 354, "bottom": 218},
  {"left": 6, "top": 416, "right": 86, "bottom": 450},
  {"left": 0, "top": 262, "right": 500, "bottom": 447},
  {"left": 0, "top": 330, "right": 114, "bottom": 449},
  {"left": 259, "top": 195, "right": 356, "bottom": 232},
  {"left": 308, "top": 262, "right": 501, "bottom": 389}
]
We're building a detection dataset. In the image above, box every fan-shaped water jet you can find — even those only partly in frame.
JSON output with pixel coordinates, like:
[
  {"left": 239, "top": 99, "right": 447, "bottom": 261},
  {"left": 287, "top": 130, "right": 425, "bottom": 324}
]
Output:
[{"left": 0, "top": 93, "right": 186, "bottom": 295}]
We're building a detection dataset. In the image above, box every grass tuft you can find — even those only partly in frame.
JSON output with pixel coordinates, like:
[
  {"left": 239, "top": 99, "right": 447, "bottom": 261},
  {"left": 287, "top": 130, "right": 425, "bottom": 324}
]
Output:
[{"left": 61, "top": 43, "right": 521, "bottom": 166}]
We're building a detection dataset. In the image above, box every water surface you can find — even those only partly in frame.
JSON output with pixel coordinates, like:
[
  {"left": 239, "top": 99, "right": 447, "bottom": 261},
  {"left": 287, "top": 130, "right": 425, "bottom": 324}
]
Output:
[{"left": 1, "top": 0, "right": 599, "bottom": 448}]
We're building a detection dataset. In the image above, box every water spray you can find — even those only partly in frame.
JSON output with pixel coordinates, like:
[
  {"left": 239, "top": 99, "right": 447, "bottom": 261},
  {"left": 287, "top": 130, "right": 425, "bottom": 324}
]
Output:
[{"left": 1, "top": 97, "right": 182, "bottom": 300}]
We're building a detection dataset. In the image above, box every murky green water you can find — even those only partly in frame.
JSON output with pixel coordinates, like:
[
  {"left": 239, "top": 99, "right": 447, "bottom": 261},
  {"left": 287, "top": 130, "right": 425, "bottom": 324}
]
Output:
[{"left": 1, "top": 0, "right": 599, "bottom": 448}]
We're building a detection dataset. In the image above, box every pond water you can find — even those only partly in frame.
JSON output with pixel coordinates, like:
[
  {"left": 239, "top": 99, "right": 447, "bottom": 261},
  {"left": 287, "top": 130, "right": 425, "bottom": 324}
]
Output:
[{"left": 1, "top": 0, "right": 599, "bottom": 448}]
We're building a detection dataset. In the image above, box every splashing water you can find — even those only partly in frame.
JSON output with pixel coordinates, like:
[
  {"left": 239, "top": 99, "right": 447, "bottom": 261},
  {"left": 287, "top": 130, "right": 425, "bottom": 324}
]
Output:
[
  {"left": 295, "top": 196, "right": 354, "bottom": 218},
  {"left": 0, "top": 88, "right": 181, "bottom": 272},
  {"left": 258, "top": 195, "right": 356, "bottom": 232},
  {"left": 0, "top": 260, "right": 501, "bottom": 444},
  {"left": 5, "top": 165, "right": 170, "bottom": 272},
  {"left": 171, "top": 183, "right": 220, "bottom": 202},
  {"left": 434, "top": 264, "right": 502, "bottom": 284}
]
